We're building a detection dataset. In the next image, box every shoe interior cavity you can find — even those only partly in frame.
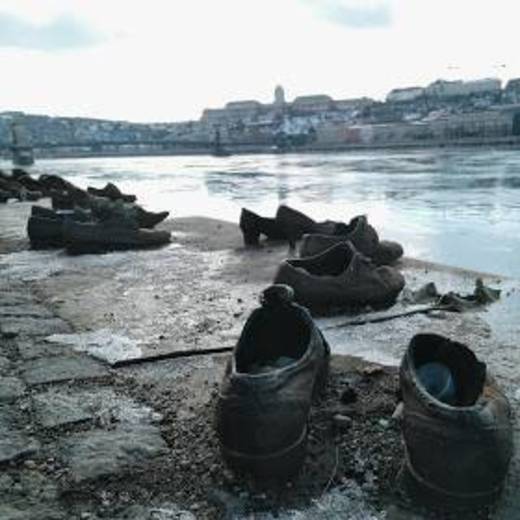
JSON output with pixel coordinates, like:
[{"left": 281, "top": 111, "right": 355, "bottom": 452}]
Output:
[
  {"left": 411, "top": 334, "right": 486, "bottom": 407},
  {"left": 236, "top": 307, "right": 311, "bottom": 374},
  {"left": 289, "top": 243, "right": 354, "bottom": 277}
]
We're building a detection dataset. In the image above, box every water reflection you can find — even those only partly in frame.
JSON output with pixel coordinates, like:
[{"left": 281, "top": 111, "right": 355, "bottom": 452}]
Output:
[{"left": 34, "top": 149, "right": 520, "bottom": 277}]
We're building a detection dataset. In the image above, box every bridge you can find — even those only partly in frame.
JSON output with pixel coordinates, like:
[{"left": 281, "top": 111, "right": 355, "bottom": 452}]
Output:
[{"left": 0, "top": 139, "right": 267, "bottom": 151}]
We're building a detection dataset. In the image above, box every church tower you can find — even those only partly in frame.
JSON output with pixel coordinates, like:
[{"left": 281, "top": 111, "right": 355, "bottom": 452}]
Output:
[{"left": 274, "top": 85, "right": 286, "bottom": 106}]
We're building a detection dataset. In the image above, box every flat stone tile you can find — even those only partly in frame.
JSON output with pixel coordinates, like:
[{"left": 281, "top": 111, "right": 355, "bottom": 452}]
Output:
[
  {"left": 32, "top": 388, "right": 161, "bottom": 428},
  {"left": 16, "top": 340, "right": 69, "bottom": 361},
  {"left": 61, "top": 425, "right": 167, "bottom": 482},
  {"left": 0, "top": 305, "right": 53, "bottom": 319},
  {"left": 32, "top": 392, "right": 94, "bottom": 428},
  {"left": 0, "top": 318, "right": 71, "bottom": 339},
  {"left": 0, "top": 406, "right": 39, "bottom": 463},
  {"left": 0, "top": 356, "right": 11, "bottom": 375},
  {"left": 45, "top": 329, "right": 142, "bottom": 365},
  {"left": 22, "top": 355, "right": 109, "bottom": 386},
  {"left": 0, "top": 377, "right": 25, "bottom": 402},
  {"left": 0, "top": 504, "right": 65, "bottom": 520},
  {"left": 0, "top": 293, "right": 33, "bottom": 306}
]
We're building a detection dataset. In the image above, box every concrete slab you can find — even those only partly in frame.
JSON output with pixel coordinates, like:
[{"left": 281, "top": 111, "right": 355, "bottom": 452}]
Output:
[
  {"left": 0, "top": 377, "right": 26, "bottom": 402},
  {"left": 22, "top": 355, "right": 109, "bottom": 385},
  {"left": 0, "top": 355, "right": 11, "bottom": 375},
  {"left": 61, "top": 425, "right": 168, "bottom": 482},
  {"left": 0, "top": 305, "right": 53, "bottom": 319},
  {"left": 45, "top": 329, "right": 142, "bottom": 365},
  {"left": 0, "top": 406, "right": 39, "bottom": 463},
  {"left": 0, "top": 317, "right": 71, "bottom": 339},
  {"left": 32, "top": 387, "right": 161, "bottom": 428},
  {"left": 32, "top": 392, "right": 94, "bottom": 428},
  {"left": 16, "top": 339, "right": 69, "bottom": 361}
]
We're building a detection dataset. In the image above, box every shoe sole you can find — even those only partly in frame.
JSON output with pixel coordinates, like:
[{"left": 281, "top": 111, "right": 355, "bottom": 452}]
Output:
[
  {"left": 221, "top": 425, "right": 307, "bottom": 480},
  {"left": 403, "top": 456, "right": 504, "bottom": 509}
]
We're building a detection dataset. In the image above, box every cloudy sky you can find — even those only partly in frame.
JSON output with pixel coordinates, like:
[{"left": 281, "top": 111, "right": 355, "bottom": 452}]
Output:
[{"left": 1, "top": 0, "right": 518, "bottom": 122}]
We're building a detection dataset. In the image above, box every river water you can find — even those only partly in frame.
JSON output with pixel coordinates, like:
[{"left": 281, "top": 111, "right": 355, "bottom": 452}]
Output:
[{"left": 30, "top": 148, "right": 520, "bottom": 278}]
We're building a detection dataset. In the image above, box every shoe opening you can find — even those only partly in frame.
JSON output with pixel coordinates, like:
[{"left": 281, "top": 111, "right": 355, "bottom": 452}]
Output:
[
  {"left": 410, "top": 334, "right": 486, "bottom": 407},
  {"left": 289, "top": 243, "right": 354, "bottom": 277},
  {"left": 236, "top": 306, "right": 311, "bottom": 374},
  {"left": 333, "top": 216, "right": 361, "bottom": 236}
]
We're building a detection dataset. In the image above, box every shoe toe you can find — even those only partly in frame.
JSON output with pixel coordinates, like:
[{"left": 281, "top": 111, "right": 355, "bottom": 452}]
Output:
[
  {"left": 372, "top": 240, "right": 404, "bottom": 265},
  {"left": 377, "top": 265, "right": 405, "bottom": 299}
]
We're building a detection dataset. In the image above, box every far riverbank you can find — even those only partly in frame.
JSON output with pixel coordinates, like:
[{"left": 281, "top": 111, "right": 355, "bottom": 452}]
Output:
[{"left": 19, "top": 134, "right": 520, "bottom": 161}]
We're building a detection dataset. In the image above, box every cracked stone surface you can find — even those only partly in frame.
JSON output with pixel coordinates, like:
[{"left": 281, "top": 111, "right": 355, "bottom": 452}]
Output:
[
  {"left": 0, "top": 406, "right": 40, "bottom": 463},
  {"left": 45, "top": 329, "right": 142, "bottom": 365},
  {"left": 0, "top": 355, "right": 11, "bottom": 374},
  {"left": 0, "top": 293, "right": 33, "bottom": 306},
  {"left": 0, "top": 504, "right": 65, "bottom": 520},
  {"left": 0, "top": 304, "right": 53, "bottom": 318},
  {"left": 32, "top": 387, "right": 161, "bottom": 428},
  {"left": 32, "top": 392, "right": 94, "bottom": 428},
  {"left": 16, "top": 339, "right": 69, "bottom": 361},
  {"left": 115, "top": 504, "right": 196, "bottom": 519},
  {"left": 22, "top": 355, "right": 109, "bottom": 385},
  {"left": 61, "top": 425, "right": 168, "bottom": 482},
  {"left": 0, "top": 317, "right": 71, "bottom": 338},
  {"left": 0, "top": 377, "right": 26, "bottom": 402}
]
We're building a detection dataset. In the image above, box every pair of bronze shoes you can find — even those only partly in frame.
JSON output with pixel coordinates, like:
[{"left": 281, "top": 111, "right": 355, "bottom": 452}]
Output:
[
  {"left": 215, "top": 286, "right": 513, "bottom": 510},
  {"left": 240, "top": 204, "right": 403, "bottom": 266}
]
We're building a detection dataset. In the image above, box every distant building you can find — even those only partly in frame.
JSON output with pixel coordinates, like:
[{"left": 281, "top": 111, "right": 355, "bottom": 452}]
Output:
[
  {"left": 274, "top": 85, "right": 286, "bottom": 106},
  {"left": 386, "top": 87, "right": 424, "bottom": 103},
  {"left": 292, "top": 95, "right": 334, "bottom": 114},
  {"left": 503, "top": 78, "right": 520, "bottom": 103},
  {"left": 335, "top": 97, "right": 373, "bottom": 111},
  {"left": 425, "top": 78, "right": 501, "bottom": 98},
  {"left": 224, "top": 100, "right": 261, "bottom": 121},
  {"left": 200, "top": 108, "right": 228, "bottom": 124}
]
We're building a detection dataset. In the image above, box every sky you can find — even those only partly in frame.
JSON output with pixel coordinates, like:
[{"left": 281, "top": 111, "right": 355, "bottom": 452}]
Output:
[{"left": 0, "top": 0, "right": 519, "bottom": 122}]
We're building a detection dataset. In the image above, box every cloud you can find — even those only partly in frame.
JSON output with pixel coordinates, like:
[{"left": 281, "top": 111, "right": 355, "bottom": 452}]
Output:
[
  {"left": 0, "top": 12, "right": 103, "bottom": 51},
  {"left": 304, "top": 0, "right": 392, "bottom": 29}
]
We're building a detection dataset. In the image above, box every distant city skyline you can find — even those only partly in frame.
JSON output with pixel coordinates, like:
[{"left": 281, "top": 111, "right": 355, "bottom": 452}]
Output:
[{"left": 1, "top": 0, "right": 519, "bottom": 122}]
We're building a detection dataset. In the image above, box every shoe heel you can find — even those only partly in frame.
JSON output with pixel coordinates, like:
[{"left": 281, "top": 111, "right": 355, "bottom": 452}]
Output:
[
  {"left": 312, "top": 359, "right": 329, "bottom": 400},
  {"left": 242, "top": 230, "right": 260, "bottom": 246},
  {"left": 222, "top": 427, "right": 307, "bottom": 480}
]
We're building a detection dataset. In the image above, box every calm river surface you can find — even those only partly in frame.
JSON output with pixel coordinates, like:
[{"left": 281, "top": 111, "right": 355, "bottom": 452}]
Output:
[{"left": 32, "top": 148, "right": 520, "bottom": 278}]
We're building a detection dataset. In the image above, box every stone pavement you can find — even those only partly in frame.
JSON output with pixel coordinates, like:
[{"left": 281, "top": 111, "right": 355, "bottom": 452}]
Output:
[{"left": 0, "top": 282, "right": 193, "bottom": 520}]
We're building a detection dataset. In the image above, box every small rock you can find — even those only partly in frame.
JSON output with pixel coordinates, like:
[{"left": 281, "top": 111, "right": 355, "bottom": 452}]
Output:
[
  {"left": 24, "top": 459, "right": 37, "bottom": 469},
  {"left": 362, "top": 365, "right": 383, "bottom": 376},
  {"left": 391, "top": 402, "right": 404, "bottom": 422},
  {"left": 333, "top": 414, "right": 353, "bottom": 430},
  {"left": 378, "top": 419, "right": 390, "bottom": 429},
  {"left": 340, "top": 384, "right": 357, "bottom": 404}
]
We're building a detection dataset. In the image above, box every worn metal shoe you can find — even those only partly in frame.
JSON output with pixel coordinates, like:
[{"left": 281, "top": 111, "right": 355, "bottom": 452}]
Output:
[
  {"left": 87, "top": 182, "right": 137, "bottom": 203},
  {"left": 400, "top": 333, "right": 513, "bottom": 508},
  {"left": 274, "top": 241, "right": 405, "bottom": 310},
  {"left": 239, "top": 208, "right": 286, "bottom": 246},
  {"left": 215, "top": 284, "right": 330, "bottom": 478},
  {"left": 299, "top": 216, "right": 403, "bottom": 265}
]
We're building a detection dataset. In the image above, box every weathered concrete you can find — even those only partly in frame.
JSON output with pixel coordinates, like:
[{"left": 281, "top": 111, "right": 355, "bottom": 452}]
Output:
[
  {"left": 0, "top": 355, "right": 12, "bottom": 374},
  {"left": 1, "top": 317, "right": 71, "bottom": 338},
  {"left": 0, "top": 304, "right": 53, "bottom": 318},
  {"left": 0, "top": 377, "right": 26, "bottom": 402},
  {"left": 32, "top": 392, "right": 94, "bottom": 428},
  {"left": 22, "top": 355, "right": 109, "bottom": 385},
  {"left": 45, "top": 330, "right": 142, "bottom": 365},
  {"left": 32, "top": 387, "right": 161, "bottom": 429},
  {"left": 60, "top": 425, "right": 168, "bottom": 483},
  {"left": 0, "top": 406, "right": 40, "bottom": 463},
  {"left": 0, "top": 204, "right": 518, "bottom": 519},
  {"left": 15, "top": 339, "right": 69, "bottom": 361}
]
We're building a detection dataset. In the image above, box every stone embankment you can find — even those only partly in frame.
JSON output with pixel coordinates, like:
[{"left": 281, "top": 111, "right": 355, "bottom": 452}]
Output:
[{"left": 1, "top": 201, "right": 519, "bottom": 519}]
